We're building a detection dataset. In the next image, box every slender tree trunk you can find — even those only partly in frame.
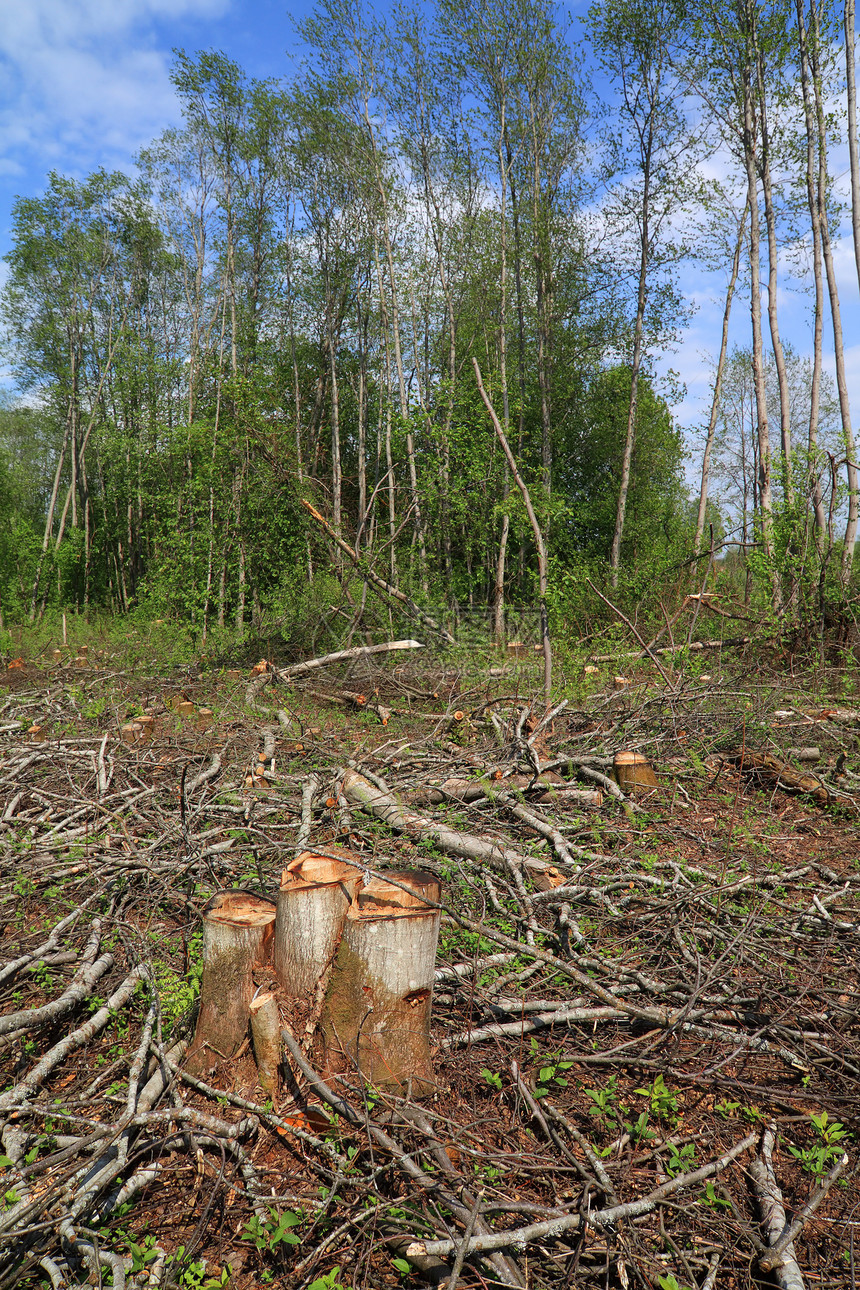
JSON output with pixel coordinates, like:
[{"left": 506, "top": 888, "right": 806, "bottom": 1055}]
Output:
[
  {"left": 809, "top": 2, "right": 859, "bottom": 583},
  {"left": 610, "top": 122, "right": 652, "bottom": 587},
  {"left": 845, "top": 0, "right": 860, "bottom": 291},
  {"left": 329, "top": 330, "right": 342, "bottom": 544},
  {"left": 796, "top": 0, "right": 829, "bottom": 554},
  {"left": 753, "top": 23, "right": 794, "bottom": 510},
  {"left": 742, "top": 52, "right": 780, "bottom": 607},
  {"left": 495, "top": 119, "right": 512, "bottom": 646},
  {"left": 695, "top": 201, "right": 748, "bottom": 553}
]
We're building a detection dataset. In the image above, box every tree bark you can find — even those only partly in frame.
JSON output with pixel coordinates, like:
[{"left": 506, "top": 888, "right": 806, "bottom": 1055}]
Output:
[
  {"left": 321, "top": 870, "right": 441, "bottom": 1096},
  {"left": 189, "top": 891, "right": 276, "bottom": 1073},
  {"left": 273, "top": 849, "right": 364, "bottom": 999},
  {"left": 249, "top": 991, "right": 281, "bottom": 1098}
]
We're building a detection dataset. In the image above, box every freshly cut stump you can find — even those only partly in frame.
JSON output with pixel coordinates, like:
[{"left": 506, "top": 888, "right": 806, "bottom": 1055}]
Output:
[
  {"left": 249, "top": 991, "right": 281, "bottom": 1097},
  {"left": 273, "top": 848, "right": 364, "bottom": 999},
  {"left": 614, "top": 750, "right": 661, "bottom": 793},
  {"left": 189, "top": 891, "right": 276, "bottom": 1073},
  {"left": 321, "top": 870, "right": 441, "bottom": 1096}
]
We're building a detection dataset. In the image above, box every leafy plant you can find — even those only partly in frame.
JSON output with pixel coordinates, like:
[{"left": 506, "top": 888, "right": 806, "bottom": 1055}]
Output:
[
  {"left": 240, "top": 1207, "right": 303, "bottom": 1254},
  {"left": 625, "top": 1109, "right": 655, "bottom": 1143},
  {"left": 701, "top": 1181, "right": 731, "bottom": 1210},
  {"left": 585, "top": 1076, "right": 625, "bottom": 1128},
  {"left": 658, "top": 1275, "right": 692, "bottom": 1290},
  {"left": 533, "top": 1056, "right": 575, "bottom": 1099},
  {"left": 307, "top": 1269, "right": 347, "bottom": 1290},
  {"left": 170, "top": 1253, "right": 230, "bottom": 1289},
  {"left": 664, "top": 1142, "right": 696, "bottom": 1176},
  {"left": 634, "top": 1074, "right": 679, "bottom": 1124},
  {"left": 480, "top": 1067, "right": 503, "bottom": 1091},
  {"left": 121, "top": 1233, "right": 159, "bottom": 1274},
  {"left": 787, "top": 1112, "right": 850, "bottom": 1179}
]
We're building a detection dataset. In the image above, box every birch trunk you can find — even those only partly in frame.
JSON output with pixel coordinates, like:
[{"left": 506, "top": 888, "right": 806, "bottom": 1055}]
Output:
[{"left": 695, "top": 201, "right": 747, "bottom": 554}]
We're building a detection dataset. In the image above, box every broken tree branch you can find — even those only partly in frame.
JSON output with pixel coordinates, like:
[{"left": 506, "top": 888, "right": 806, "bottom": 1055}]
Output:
[{"left": 473, "top": 357, "right": 552, "bottom": 707}]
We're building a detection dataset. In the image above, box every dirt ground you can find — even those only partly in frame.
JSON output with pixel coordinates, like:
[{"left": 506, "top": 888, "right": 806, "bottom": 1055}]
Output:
[{"left": 1, "top": 640, "right": 858, "bottom": 1290}]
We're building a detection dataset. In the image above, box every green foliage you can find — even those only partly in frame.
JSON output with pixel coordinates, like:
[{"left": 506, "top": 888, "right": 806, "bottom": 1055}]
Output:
[
  {"left": 633, "top": 1074, "right": 680, "bottom": 1125},
  {"left": 240, "top": 1206, "right": 303, "bottom": 1254},
  {"left": 307, "top": 1269, "right": 347, "bottom": 1290},
  {"left": 787, "top": 1112, "right": 850, "bottom": 1179},
  {"left": 533, "top": 1054, "right": 575, "bottom": 1099}
]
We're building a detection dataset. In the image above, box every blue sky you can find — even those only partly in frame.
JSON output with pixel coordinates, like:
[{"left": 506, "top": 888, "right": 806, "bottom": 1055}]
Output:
[{"left": 2, "top": 0, "right": 860, "bottom": 479}]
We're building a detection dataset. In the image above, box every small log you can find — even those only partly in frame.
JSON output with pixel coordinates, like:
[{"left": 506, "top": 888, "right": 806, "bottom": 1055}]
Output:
[
  {"left": 249, "top": 991, "right": 281, "bottom": 1098},
  {"left": 410, "top": 776, "right": 601, "bottom": 808},
  {"left": 189, "top": 891, "right": 276, "bottom": 1072},
  {"left": 341, "top": 769, "right": 566, "bottom": 884},
  {"left": 734, "top": 750, "right": 831, "bottom": 805},
  {"left": 321, "top": 870, "right": 441, "bottom": 1095},
  {"left": 273, "top": 849, "right": 364, "bottom": 999},
  {"left": 750, "top": 1125, "right": 805, "bottom": 1290},
  {"left": 786, "top": 746, "right": 820, "bottom": 763},
  {"left": 614, "top": 751, "right": 661, "bottom": 794}
]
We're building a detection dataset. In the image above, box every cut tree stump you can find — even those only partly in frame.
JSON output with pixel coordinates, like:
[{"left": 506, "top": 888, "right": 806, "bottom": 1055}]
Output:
[
  {"left": 189, "top": 891, "right": 276, "bottom": 1073},
  {"left": 321, "top": 870, "right": 441, "bottom": 1096},
  {"left": 249, "top": 991, "right": 281, "bottom": 1097},
  {"left": 273, "top": 849, "right": 364, "bottom": 999},
  {"left": 614, "top": 750, "right": 661, "bottom": 793}
]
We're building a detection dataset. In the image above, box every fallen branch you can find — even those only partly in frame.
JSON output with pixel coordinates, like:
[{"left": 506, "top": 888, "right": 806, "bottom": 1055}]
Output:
[
  {"left": 341, "top": 768, "right": 568, "bottom": 885},
  {"left": 405, "top": 1132, "right": 756, "bottom": 1259},
  {"left": 301, "top": 501, "right": 455, "bottom": 645},
  {"left": 275, "top": 638, "right": 424, "bottom": 681},
  {"left": 750, "top": 1125, "right": 806, "bottom": 1290}
]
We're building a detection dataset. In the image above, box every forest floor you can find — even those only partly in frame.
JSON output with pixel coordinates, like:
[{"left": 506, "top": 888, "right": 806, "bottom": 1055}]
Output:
[{"left": 0, "top": 631, "right": 858, "bottom": 1290}]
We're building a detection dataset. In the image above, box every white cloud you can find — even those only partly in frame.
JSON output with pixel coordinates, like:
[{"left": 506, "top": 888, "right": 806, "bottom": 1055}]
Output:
[{"left": 0, "top": 0, "right": 231, "bottom": 180}]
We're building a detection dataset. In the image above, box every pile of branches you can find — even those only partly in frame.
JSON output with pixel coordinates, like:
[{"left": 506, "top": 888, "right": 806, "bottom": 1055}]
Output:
[{"left": 0, "top": 656, "right": 858, "bottom": 1288}]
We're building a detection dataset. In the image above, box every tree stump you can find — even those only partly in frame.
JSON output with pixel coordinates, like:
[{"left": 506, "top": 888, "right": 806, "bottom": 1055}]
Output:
[
  {"left": 321, "top": 870, "right": 441, "bottom": 1097},
  {"left": 189, "top": 891, "right": 276, "bottom": 1073},
  {"left": 249, "top": 991, "right": 281, "bottom": 1097},
  {"left": 273, "top": 849, "right": 364, "bottom": 999},
  {"left": 614, "top": 750, "right": 661, "bottom": 793}
]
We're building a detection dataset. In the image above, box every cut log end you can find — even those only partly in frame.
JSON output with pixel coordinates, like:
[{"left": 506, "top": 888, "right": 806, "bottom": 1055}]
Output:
[{"left": 614, "top": 750, "right": 661, "bottom": 793}]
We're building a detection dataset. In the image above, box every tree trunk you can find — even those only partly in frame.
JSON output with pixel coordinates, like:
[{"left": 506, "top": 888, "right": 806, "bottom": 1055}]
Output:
[
  {"left": 796, "top": 0, "right": 829, "bottom": 555},
  {"left": 249, "top": 991, "right": 281, "bottom": 1098},
  {"left": 321, "top": 870, "right": 441, "bottom": 1096},
  {"left": 610, "top": 119, "right": 652, "bottom": 587},
  {"left": 742, "top": 54, "right": 779, "bottom": 606},
  {"left": 695, "top": 201, "right": 747, "bottom": 554},
  {"left": 189, "top": 891, "right": 276, "bottom": 1073},
  {"left": 845, "top": 0, "right": 860, "bottom": 292},
  {"left": 273, "top": 849, "right": 364, "bottom": 999},
  {"left": 809, "top": 2, "right": 859, "bottom": 584}
]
